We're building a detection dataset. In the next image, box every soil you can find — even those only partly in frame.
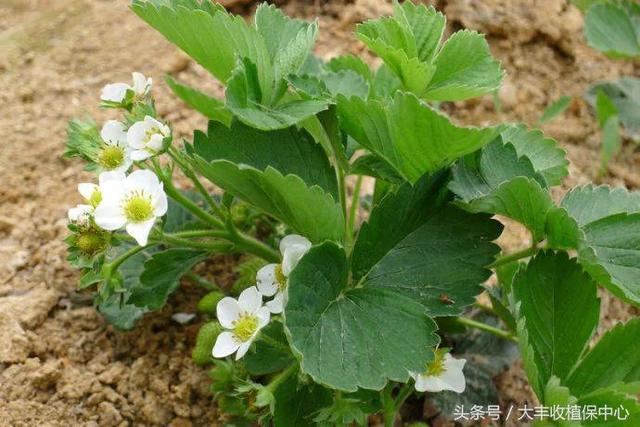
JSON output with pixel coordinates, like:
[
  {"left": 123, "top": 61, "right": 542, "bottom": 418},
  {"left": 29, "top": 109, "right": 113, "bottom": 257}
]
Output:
[{"left": 0, "top": 0, "right": 638, "bottom": 426}]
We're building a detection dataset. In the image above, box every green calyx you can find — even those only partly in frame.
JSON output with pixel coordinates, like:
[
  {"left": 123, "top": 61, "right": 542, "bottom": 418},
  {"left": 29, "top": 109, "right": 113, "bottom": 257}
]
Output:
[
  {"left": 76, "top": 229, "right": 109, "bottom": 255},
  {"left": 98, "top": 146, "right": 125, "bottom": 170},
  {"left": 123, "top": 194, "right": 154, "bottom": 222}
]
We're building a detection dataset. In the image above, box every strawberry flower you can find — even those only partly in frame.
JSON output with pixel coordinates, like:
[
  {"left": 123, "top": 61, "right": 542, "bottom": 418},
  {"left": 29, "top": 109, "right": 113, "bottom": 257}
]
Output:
[
  {"left": 410, "top": 350, "right": 466, "bottom": 393},
  {"left": 212, "top": 286, "right": 270, "bottom": 360},
  {"left": 126, "top": 116, "right": 171, "bottom": 161},
  {"left": 68, "top": 171, "right": 126, "bottom": 224},
  {"left": 256, "top": 234, "right": 311, "bottom": 314},
  {"left": 97, "top": 120, "right": 132, "bottom": 173},
  {"left": 93, "top": 169, "right": 167, "bottom": 246},
  {"left": 100, "top": 72, "right": 152, "bottom": 104}
]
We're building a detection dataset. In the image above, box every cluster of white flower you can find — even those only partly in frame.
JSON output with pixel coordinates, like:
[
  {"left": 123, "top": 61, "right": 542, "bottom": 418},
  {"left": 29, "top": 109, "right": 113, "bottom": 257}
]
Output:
[
  {"left": 212, "top": 234, "right": 311, "bottom": 360},
  {"left": 67, "top": 73, "right": 169, "bottom": 247},
  {"left": 210, "top": 233, "right": 467, "bottom": 393}
]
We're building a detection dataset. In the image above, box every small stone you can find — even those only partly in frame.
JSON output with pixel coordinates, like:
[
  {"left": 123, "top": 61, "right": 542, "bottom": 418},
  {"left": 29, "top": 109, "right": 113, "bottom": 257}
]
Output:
[
  {"left": 98, "top": 402, "right": 123, "bottom": 427},
  {"left": 98, "top": 362, "right": 126, "bottom": 385}
]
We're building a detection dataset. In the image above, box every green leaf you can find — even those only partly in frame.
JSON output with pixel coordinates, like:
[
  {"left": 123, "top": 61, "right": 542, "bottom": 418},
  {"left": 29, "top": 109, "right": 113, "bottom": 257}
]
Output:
[
  {"left": 285, "top": 242, "right": 440, "bottom": 391},
  {"left": 577, "top": 388, "right": 640, "bottom": 426},
  {"left": 131, "top": 0, "right": 272, "bottom": 90},
  {"left": 352, "top": 172, "right": 501, "bottom": 316},
  {"left": 289, "top": 70, "right": 369, "bottom": 101},
  {"left": 99, "top": 293, "right": 147, "bottom": 331},
  {"left": 584, "top": 2, "right": 640, "bottom": 59},
  {"left": 63, "top": 118, "right": 101, "bottom": 163},
  {"left": 566, "top": 318, "right": 640, "bottom": 397},
  {"left": 578, "top": 213, "right": 640, "bottom": 305},
  {"left": 349, "top": 154, "right": 405, "bottom": 184},
  {"left": 517, "top": 315, "right": 543, "bottom": 398},
  {"left": 128, "top": 249, "right": 207, "bottom": 310},
  {"left": 244, "top": 322, "right": 293, "bottom": 376},
  {"left": 596, "top": 90, "right": 619, "bottom": 127},
  {"left": 512, "top": 251, "right": 600, "bottom": 394},
  {"left": 585, "top": 77, "right": 640, "bottom": 141},
  {"left": 544, "top": 377, "right": 580, "bottom": 426},
  {"left": 500, "top": 124, "right": 569, "bottom": 186},
  {"left": 193, "top": 120, "right": 338, "bottom": 199},
  {"left": 193, "top": 159, "right": 344, "bottom": 243},
  {"left": 326, "top": 55, "right": 373, "bottom": 83},
  {"left": 450, "top": 140, "right": 554, "bottom": 240},
  {"left": 337, "top": 92, "right": 502, "bottom": 183},
  {"left": 424, "top": 30, "right": 503, "bottom": 101},
  {"left": 165, "top": 75, "right": 232, "bottom": 125},
  {"left": 538, "top": 95, "right": 572, "bottom": 125},
  {"left": 393, "top": 0, "right": 445, "bottom": 63},
  {"left": 561, "top": 185, "right": 640, "bottom": 227},
  {"left": 163, "top": 190, "right": 206, "bottom": 232},
  {"left": 272, "top": 369, "right": 332, "bottom": 427}
]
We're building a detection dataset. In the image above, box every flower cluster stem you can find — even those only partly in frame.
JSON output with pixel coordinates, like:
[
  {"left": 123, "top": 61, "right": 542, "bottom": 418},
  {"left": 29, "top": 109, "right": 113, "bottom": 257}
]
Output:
[
  {"left": 454, "top": 316, "right": 517, "bottom": 342},
  {"left": 489, "top": 245, "right": 539, "bottom": 268},
  {"left": 382, "top": 383, "right": 413, "bottom": 427}
]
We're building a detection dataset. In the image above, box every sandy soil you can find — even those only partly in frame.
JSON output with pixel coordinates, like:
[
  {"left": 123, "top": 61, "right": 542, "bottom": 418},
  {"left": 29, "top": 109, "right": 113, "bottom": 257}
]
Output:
[{"left": 0, "top": 0, "right": 638, "bottom": 426}]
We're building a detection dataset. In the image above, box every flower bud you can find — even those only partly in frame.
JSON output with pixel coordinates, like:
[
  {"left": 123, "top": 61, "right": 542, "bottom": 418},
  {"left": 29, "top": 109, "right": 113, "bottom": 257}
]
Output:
[
  {"left": 197, "top": 291, "right": 225, "bottom": 315},
  {"left": 192, "top": 322, "right": 223, "bottom": 366}
]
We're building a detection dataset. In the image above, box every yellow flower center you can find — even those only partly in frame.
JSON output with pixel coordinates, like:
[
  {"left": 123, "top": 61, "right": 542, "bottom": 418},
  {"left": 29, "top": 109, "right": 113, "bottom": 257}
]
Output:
[
  {"left": 425, "top": 349, "right": 447, "bottom": 377},
  {"left": 89, "top": 190, "right": 102, "bottom": 208},
  {"left": 144, "top": 127, "right": 161, "bottom": 145},
  {"left": 98, "top": 146, "right": 125, "bottom": 170},
  {"left": 233, "top": 314, "right": 258, "bottom": 342},
  {"left": 123, "top": 193, "right": 153, "bottom": 222},
  {"left": 77, "top": 230, "right": 106, "bottom": 255},
  {"left": 274, "top": 264, "right": 287, "bottom": 292}
]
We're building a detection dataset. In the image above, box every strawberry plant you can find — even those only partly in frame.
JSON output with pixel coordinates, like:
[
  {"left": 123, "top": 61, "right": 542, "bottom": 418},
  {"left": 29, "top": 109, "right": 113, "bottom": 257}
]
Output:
[{"left": 64, "top": 1, "right": 640, "bottom": 424}]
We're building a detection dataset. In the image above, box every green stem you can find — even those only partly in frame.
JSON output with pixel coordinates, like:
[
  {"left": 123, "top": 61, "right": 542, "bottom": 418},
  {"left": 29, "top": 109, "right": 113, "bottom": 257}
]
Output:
[
  {"left": 168, "top": 147, "right": 227, "bottom": 220},
  {"left": 382, "top": 386, "right": 397, "bottom": 427},
  {"left": 184, "top": 272, "right": 218, "bottom": 291},
  {"left": 258, "top": 332, "right": 291, "bottom": 353},
  {"left": 454, "top": 316, "right": 518, "bottom": 342},
  {"left": 107, "top": 243, "right": 153, "bottom": 273},
  {"left": 489, "top": 245, "right": 539, "bottom": 268},
  {"left": 346, "top": 174, "right": 363, "bottom": 249},
  {"left": 161, "top": 234, "right": 232, "bottom": 251},
  {"left": 163, "top": 178, "right": 225, "bottom": 229},
  {"left": 474, "top": 301, "right": 496, "bottom": 316},
  {"left": 393, "top": 383, "right": 413, "bottom": 413},
  {"left": 264, "top": 363, "right": 297, "bottom": 393}
]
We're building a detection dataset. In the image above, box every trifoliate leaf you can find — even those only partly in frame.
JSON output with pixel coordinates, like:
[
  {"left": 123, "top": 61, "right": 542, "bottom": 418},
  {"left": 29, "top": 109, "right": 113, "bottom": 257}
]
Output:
[
  {"left": 538, "top": 95, "right": 572, "bottom": 125},
  {"left": 450, "top": 140, "right": 554, "bottom": 240},
  {"left": 337, "top": 92, "right": 502, "bottom": 183},
  {"left": 352, "top": 172, "right": 502, "bottom": 317},
  {"left": 584, "top": 2, "right": 640, "bottom": 59},
  {"left": 566, "top": 318, "right": 640, "bottom": 397},
  {"left": 165, "top": 75, "right": 232, "bottom": 125},
  {"left": 285, "top": 242, "right": 440, "bottom": 391},
  {"left": 560, "top": 185, "right": 640, "bottom": 227},
  {"left": 128, "top": 249, "right": 207, "bottom": 310},
  {"left": 244, "top": 322, "right": 293, "bottom": 376},
  {"left": 131, "top": 0, "right": 273, "bottom": 91},
  {"left": 512, "top": 251, "right": 600, "bottom": 393},
  {"left": 585, "top": 77, "right": 640, "bottom": 141},
  {"left": 500, "top": 124, "right": 569, "bottom": 186},
  {"left": 193, "top": 159, "right": 344, "bottom": 243},
  {"left": 193, "top": 120, "right": 338, "bottom": 199},
  {"left": 272, "top": 368, "right": 332, "bottom": 427},
  {"left": 226, "top": 57, "right": 328, "bottom": 130},
  {"left": 424, "top": 30, "right": 503, "bottom": 101}
]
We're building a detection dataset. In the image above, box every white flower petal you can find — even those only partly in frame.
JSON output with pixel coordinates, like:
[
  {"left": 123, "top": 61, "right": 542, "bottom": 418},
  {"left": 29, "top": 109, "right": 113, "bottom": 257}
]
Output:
[
  {"left": 126, "top": 120, "right": 151, "bottom": 149},
  {"left": 98, "top": 170, "right": 126, "bottom": 186},
  {"left": 147, "top": 133, "right": 164, "bottom": 152},
  {"left": 281, "top": 243, "right": 311, "bottom": 276},
  {"left": 265, "top": 293, "right": 284, "bottom": 314},
  {"left": 68, "top": 204, "right": 92, "bottom": 222},
  {"left": 101, "top": 83, "right": 130, "bottom": 102},
  {"left": 256, "top": 264, "right": 278, "bottom": 296},
  {"left": 279, "top": 234, "right": 311, "bottom": 255},
  {"left": 256, "top": 306, "right": 271, "bottom": 327},
  {"left": 94, "top": 203, "right": 126, "bottom": 230},
  {"left": 125, "top": 169, "right": 160, "bottom": 195},
  {"left": 130, "top": 149, "right": 151, "bottom": 161},
  {"left": 132, "top": 72, "right": 151, "bottom": 95},
  {"left": 238, "top": 286, "right": 262, "bottom": 313},
  {"left": 216, "top": 297, "right": 241, "bottom": 329},
  {"left": 125, "top": 218, "right": 156, "bottom": 246},
  {"left": 212, "top": 331, "right": 240, "bottom": 358},
  {"left": 235, "top": 340, "right": 253, "bottom": 360},
  {"left": 78, "top": 183, "right": 98, "bottom": 201},
  {"left": 153, "top": 188, "right": 168, "bottom": 217},
  {"left": 144, "top": 115, "right": 164, "bottom": 129},
  {"left": 101, "top": 120, "right": 127, "bottom": 144},
  {"left": 98, "top": 179, "right": 125, "bottom": 206}
]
